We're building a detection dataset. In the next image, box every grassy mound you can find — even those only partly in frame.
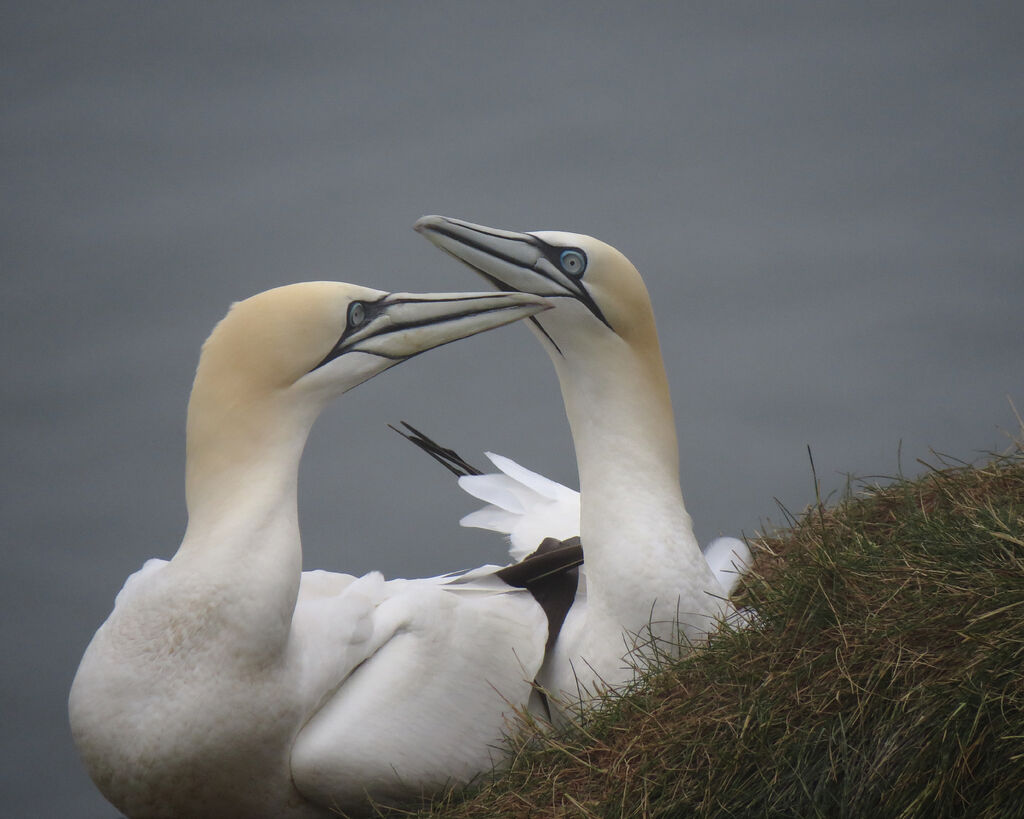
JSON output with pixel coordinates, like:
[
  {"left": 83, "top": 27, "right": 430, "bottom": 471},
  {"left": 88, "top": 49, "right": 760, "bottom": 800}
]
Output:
[{"left": 384, "top": 443, "right": 1024, "bottom": 818}]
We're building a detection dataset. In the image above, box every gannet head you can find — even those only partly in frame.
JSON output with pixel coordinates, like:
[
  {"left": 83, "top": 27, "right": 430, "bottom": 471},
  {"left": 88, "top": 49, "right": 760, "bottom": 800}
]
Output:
[
  {"left": 193, "top": 281, "right": 551, "bottom": 405},
  {"left": 413, "top": 216, "right": 658, "bottom": 359},
  {"left": 183, "top": 282, "right": 550, "bottom": 514}
]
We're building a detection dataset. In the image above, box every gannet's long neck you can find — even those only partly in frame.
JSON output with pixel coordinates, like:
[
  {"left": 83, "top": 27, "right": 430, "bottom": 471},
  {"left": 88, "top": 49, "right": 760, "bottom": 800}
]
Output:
[
  {"left": 176, "top": 359, "right": 324, "bottom": 650},
  {"left": 550, "top": 324, "right": 712, "bottom": 628},
  {"left": 559, "top": 334, "right": 681, "bottom": 506}
]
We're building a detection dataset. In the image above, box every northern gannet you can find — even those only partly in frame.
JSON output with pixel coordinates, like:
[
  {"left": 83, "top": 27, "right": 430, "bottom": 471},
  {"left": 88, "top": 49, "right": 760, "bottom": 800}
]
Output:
[
  {"left": 414, "top": 216, "right": 751, "bottom": 705},
  {"left": 68, "top": 283, "right": 566, "bottom": 818}
]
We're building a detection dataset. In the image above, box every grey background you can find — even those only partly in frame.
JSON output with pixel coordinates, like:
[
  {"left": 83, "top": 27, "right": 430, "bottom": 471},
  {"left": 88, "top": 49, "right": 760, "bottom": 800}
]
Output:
[{"left": 3, "top": 3, "right": 1021, "bottom": 815}]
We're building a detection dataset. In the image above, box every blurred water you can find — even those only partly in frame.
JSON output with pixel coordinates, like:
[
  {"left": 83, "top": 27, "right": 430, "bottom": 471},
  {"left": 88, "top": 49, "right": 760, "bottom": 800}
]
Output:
[{"left": 2, "top": 3, "right": 1021, "bottom": 814}]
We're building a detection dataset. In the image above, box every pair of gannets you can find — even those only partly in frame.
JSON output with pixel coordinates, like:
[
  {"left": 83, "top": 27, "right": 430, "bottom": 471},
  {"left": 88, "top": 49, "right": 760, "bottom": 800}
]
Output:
[{"left": 69, "top": 218, "right": 748, "bottom": 817}]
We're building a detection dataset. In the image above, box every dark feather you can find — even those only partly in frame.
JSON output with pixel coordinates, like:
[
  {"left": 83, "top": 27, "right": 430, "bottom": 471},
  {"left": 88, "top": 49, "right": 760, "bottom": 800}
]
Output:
[
  {"left": 497, "top": 537, "right": 582, "bottom": 653},
  {"left": 389, "top": 421, "right": 483, "bottom": 477}
]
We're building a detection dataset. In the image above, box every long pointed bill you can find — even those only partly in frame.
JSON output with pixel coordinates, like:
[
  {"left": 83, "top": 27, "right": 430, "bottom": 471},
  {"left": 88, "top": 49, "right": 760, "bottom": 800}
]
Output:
[
  {"left": 339, "top": 290, "right": 550, "bottom": 361},
  {"left": 414, "top": 215, "right": 611, "bottom": 330}
]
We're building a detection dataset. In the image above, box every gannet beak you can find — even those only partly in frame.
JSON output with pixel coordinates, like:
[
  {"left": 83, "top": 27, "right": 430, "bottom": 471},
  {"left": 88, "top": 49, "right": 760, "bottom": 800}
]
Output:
[
  {"left": 312, "top": 290, "right": 550, "bottom": 371},
  {"left": 414, "top": 215, "right": 612, "bottom": 330}
]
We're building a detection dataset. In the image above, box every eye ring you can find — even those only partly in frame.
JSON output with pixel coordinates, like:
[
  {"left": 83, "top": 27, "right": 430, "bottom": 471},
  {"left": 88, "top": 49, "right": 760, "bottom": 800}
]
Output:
[
  {"left": 348, "top": 302, "right": 366, "bottom": 328},
  {"left": 559, "top": 249, "right": 587, "bottom": 277}
]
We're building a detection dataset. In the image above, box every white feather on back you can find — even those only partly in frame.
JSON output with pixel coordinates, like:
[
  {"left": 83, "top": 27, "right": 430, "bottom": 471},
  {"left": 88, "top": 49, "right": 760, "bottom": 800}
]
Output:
[
  {"left": 458, "top": 453, "right": 581, "bottom": 561},
  {"left": 701, "top": 537, "right": 752, "bottom": 597}
]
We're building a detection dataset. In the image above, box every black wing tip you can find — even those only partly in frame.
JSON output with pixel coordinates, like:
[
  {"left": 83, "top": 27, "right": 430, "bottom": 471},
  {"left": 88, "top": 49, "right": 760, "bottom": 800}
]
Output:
[{"left": 390, "top": 421, "right": 483, "bottom": 478}]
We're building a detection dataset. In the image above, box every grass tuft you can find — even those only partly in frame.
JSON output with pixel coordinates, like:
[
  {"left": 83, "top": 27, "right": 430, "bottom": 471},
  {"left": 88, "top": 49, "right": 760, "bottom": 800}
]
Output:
[{"left": 381, "top": 440, "right": 1024, "bottom": 818}]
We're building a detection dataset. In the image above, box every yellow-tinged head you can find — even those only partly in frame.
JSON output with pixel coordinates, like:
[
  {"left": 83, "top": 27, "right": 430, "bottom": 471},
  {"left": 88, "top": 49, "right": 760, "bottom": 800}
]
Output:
[
  {"left": 192, "top": 280, "right": 550, "bottom": 404},
  {"left": 413, "top": 216, "right": 661, "bottom": 361},
  {"left": 183, "top": 281, "right": 549, "bottom": 516}
]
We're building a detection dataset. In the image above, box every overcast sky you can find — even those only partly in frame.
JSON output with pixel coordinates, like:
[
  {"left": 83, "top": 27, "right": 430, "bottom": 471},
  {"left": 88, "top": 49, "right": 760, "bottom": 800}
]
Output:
[{"left": 3, "top": 3, "right": 1022, "bottom": 815}]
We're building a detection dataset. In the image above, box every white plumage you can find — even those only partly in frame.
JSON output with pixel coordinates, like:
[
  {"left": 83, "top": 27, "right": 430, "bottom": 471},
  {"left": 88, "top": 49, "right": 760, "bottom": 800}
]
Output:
[
  {"left": 68, "top": 283, "right": 556, "bottom": 818},
  {"left": 459, "top": 453, "right": 749, "bottom": 593},
  {"left": 416, "top": 216, "right": 753, "bottom": 708},
  {"left": 459, "top": 452, "right": 581, "bottom": 561}
]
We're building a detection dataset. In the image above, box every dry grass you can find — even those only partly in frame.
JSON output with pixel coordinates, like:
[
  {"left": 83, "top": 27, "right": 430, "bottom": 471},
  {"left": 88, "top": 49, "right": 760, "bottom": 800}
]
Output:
[{"left": 379, "top": 440, "right": 1024, "bottom": 819}]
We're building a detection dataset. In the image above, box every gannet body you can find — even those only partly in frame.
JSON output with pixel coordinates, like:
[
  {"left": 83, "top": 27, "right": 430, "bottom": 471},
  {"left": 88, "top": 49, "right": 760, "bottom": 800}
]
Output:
[
  {"left": 68, "top": 283, "right": 557, "bottom": 818},
  {"left": 415, "top": 216, "right": 751, "bottom": 704}
]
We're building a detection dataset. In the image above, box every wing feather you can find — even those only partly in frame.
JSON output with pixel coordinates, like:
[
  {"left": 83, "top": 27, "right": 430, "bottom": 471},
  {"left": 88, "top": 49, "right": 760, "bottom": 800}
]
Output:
[
  {"left": 701, "top": 536, "right": 752, "bottom": 597},
  {"left": 457, "top": 456, "right": 581, "bottom": 560}
]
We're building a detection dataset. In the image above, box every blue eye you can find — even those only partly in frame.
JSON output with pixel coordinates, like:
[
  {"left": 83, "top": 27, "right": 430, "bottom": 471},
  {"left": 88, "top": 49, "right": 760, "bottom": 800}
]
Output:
[
  {"left": 348, "top": 302, "right": 366, "bottom": 327},
  {"left": 560, "top": 249, "right": 587, "bottom": 276}
]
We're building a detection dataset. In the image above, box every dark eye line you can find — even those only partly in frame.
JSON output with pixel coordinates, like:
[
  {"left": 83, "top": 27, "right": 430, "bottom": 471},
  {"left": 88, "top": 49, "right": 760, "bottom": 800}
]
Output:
[
  {"left": 310, "top": 296, "right": 390, "bottom": 372},
  {"left": 346, "top": 297, "right": 388, "bottom": 332}
]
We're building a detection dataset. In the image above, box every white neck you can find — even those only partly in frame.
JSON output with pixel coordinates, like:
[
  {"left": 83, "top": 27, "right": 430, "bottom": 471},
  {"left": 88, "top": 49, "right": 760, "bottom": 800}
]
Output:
[
  {"left": 174, "top": 370, "right": 324, "bottom": 652},
  {"left": 551, "top": 329, "right": 714, "bottom": 629}
]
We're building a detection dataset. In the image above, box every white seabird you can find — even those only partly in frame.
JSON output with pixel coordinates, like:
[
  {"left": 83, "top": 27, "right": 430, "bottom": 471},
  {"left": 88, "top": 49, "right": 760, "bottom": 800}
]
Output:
[
  {"left": 68, "top": 282, "right": 565, "bottom": 818},
  {"left": 414, "top": 216, "right": 751, "bottom": 706}
]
